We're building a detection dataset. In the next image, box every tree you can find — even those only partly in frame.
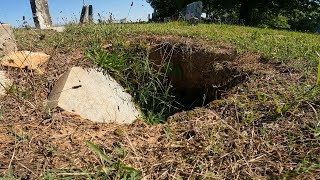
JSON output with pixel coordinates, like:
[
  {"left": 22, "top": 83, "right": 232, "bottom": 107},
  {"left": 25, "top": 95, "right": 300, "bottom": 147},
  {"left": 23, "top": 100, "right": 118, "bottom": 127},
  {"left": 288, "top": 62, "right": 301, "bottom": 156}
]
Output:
[
  {"left": 146, "top": 0, "right": 320, "bottom": 31},
  {"left": 147, "top": 0, "right": 178, "bottom": 20}
]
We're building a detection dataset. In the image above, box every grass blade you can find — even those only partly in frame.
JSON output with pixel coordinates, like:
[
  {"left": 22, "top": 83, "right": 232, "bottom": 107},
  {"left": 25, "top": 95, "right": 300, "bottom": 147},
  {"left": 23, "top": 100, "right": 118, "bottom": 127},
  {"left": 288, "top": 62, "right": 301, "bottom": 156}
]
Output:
[
  {"left": 317, "top": 51, "right": 320, "bottom": 85},
  {"left": 85, "top": 140, "right": 113, "bottom": 165}
]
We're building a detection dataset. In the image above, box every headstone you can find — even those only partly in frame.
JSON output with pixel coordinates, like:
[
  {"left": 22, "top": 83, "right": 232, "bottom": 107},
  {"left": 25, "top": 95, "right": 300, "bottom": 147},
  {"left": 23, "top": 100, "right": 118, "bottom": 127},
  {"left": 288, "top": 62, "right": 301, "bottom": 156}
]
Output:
[
  {"left": 316, "top": 26, "right": 320, "bottom": 34},
  {"left": 30, "top": 0, "right": 52, "bottom": 29},
  {"left": 0, "top": 51, "right": 50, "bottom": 74},
  {"left": 48, "top": 67, "right": 141, "bottom": 124},
  {"left": 0, "top": 71, "right": 10, "bottom": 96},
  {"left": 80, "top": 5, "right": 89, "bottom": 24},
  {"left": 188, "top": 17, "right": 200, "bottom": 25},
  {"left": 43, "top": 26, "right": 65, "bottom": 32},
  {"left": 88, "top": 5, "right": 93, "bottom": 23},
  {"left": 0, "top": 24, "right": 17, "bottom": 58},
  {"left": 120, "top": 18, "right": 127, "bottom": 24},
  {"left": 164, "top": 17, "right": 171, "bottom": 23},
  {"left": 185, "top": 1, "right": 203, "bottom": 21}
]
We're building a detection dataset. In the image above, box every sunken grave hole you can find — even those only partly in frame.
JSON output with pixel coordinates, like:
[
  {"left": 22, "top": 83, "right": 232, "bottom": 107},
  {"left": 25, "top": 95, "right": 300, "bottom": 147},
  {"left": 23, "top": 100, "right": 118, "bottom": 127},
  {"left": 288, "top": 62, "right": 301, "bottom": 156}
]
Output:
[{"left": 148, "top": 43, "right": 247, "bottom": 112}]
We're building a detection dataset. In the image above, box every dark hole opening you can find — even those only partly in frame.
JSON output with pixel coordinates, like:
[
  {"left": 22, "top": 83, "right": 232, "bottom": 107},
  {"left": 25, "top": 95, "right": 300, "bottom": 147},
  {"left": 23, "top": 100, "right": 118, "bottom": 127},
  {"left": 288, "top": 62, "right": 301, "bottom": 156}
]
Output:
[{"left": 149, "top": 43, "right": 247, "bottom": 111}]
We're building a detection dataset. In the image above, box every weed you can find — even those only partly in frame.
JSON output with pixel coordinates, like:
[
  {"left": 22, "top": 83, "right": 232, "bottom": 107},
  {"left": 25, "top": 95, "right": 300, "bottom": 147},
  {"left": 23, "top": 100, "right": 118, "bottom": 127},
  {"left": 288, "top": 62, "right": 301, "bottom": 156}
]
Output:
[
  {"left": 294, "top": 158, "right": 320, "bottom": 176},
  {"left": 163, "top": 126, "right": 172, "bottom": 142},
  {"left": 87, "top": 43, "right": 178, "bottom": 124},
  {"left": 0, "top": 168, "right": 17, "bottom": 180},
  {"left": 45, "top": 146, "right": 56, "bottom": 156},
  {"left": 277, "top": 52, "right": 320, "bottom": 115},
  {"left": 317, "top": 51, "right": 320, "bottom": 85},
  {"left": 257, "top": 91, "right": 267, "bottom": 102},
  {"left": 6, "top": 84, "right": 31, "bottom": 100},
  {"left": 8, "top": 127, "right": 27, "bottom": 143},
  {"left": 42, "top": 142, "right": 141, "bottom": 179},
  {"left": 85, "top": 141, "right": 141, "bottom": 179}
]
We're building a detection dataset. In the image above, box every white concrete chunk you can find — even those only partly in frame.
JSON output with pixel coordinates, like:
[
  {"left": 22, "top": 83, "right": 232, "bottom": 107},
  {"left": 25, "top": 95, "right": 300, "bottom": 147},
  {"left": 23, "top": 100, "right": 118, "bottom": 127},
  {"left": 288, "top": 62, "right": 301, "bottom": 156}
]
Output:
[
  {"left": 43, "top": 26, "right": 65, "bottom": 32},
  {"left": 48, "top": 67, "right": 141, "bottom": 124},
  {"left": 0, "top": 71, "right": 10, "bottom": 96},
  {"left": 0, "top": 24, "right": 17, "bottom": 57}
]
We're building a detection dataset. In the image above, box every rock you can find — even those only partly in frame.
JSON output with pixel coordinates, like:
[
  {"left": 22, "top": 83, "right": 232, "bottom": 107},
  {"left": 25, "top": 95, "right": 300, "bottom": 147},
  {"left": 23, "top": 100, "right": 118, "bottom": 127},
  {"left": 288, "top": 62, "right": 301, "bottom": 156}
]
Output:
[
  {"left": 43, "top": 26, "right": 65, "bottom": 32},
  {"left": 0, "top": 24, "right": 17, "bottom": 57},
  {"left": 48, "top": 67, "right": 141, "bottom": 124},
  {"left": 0, "top": 51, "right": 50, "bottom": 74},
  {"left": 0, "top": 71, "right": 10, "bottom": 96}
]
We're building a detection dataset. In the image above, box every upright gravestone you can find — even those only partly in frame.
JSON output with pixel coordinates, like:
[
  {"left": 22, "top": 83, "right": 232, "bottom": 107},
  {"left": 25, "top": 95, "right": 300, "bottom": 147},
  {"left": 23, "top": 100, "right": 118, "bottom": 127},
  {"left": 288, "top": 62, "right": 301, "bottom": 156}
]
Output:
[
  {"left": 80, "top": 5, "right": 89, "bottom": 24},
  {"left": 30, "top": 0, "right": 52, "bottom": 29},
  {"left": 0, "top": 23, "right": 17, "bottom": 58},
  {"left": 185, "top": 1, "right": 203, "bottom": 21},
  {"left": 88, "top": 5, "right": 93, "bottom": 23}
]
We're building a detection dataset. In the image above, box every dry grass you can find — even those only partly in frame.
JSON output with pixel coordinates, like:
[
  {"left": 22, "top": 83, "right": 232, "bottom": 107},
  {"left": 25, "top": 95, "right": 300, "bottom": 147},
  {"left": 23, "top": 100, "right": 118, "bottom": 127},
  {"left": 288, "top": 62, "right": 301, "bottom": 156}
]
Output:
[{"left": 0, "top": 25, "right": 319, "bottom": 179}]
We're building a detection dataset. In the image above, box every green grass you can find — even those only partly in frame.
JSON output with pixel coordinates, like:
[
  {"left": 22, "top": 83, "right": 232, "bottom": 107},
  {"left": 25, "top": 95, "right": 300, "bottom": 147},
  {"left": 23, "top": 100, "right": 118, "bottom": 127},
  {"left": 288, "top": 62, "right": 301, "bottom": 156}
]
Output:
[
  {"left": 65, "top": 22, "right": 320, "bottom": 65},
  {"left": 8, "top": 22, "right": 320, "bottom": 179},
  {"left": 41, "top": 141, "right": 141, "bottom": 180},
  {"left": 17, "top": 22, "right": 320, "bottom": 124},
  {"left": 86, "top": 43, "right": 177, "bottom": 124},
  {"left": 15, "top": 22, "right": 320, "bottom": 123},
  {"left": 16, "top": 22, "right": 320, "bottom": 68}
]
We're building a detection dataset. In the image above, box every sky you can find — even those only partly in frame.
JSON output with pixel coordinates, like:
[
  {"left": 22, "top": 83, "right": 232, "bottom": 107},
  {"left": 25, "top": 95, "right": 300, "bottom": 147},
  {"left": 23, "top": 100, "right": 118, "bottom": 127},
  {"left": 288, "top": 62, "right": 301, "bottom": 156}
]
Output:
[{"left": 0, "top": 0, "right": 154, "bottom": 27}]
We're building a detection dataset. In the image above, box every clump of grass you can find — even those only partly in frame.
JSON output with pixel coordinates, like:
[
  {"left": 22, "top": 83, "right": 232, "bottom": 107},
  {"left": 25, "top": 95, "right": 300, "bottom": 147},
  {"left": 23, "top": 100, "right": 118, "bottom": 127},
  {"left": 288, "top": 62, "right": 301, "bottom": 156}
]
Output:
[
  {"left": 6, "top": 84, "right": 32, "bottom": 100},
  {"left": 43, "top": 141, "right": 141, "bottom": 179},
  {"left": 87, "top": 42, "right": 178, "bottom": 124},
  {"left": 85, "top": 141, "right": 141, "bottom": 179},
  {"left": 278, "top": 52, "right": 320, "bottom": 115}
]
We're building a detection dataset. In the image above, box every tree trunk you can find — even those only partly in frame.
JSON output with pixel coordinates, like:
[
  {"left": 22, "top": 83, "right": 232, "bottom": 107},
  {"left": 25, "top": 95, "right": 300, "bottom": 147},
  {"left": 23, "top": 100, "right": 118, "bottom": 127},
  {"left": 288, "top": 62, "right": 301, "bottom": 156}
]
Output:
[{"left": 30, "top": 0, "right": 52, "bottom": 29}]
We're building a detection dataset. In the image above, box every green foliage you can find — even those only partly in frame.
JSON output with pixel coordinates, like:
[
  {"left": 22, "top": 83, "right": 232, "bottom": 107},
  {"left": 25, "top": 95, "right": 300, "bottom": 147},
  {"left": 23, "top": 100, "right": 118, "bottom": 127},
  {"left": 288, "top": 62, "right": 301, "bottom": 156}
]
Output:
[
  {"left": 85, "top": 141, "right": 141, "bottom": 179},
  {"left": 147, "top": 0, "right": 178, "bottom": 19},
  {"left": 278, "top": 52, "right": 320, "bottom": 115},
  {"left": 317, "top": 52, "right": 320, "bottom": 85},
  {"left": 147, "top": 0, "right": 320, "bottom": 32},
  {"left": 261, "top": 15, "right": 291, "bottom": 29},
  {"left": 7, "top": 84, "right": 32, "bottom": 99},
  {"left": 87, "top": 43, "right": 178, "bottom": 124},
  {"left": 63, "top": 23, "right": 320, "bottom": 68}
]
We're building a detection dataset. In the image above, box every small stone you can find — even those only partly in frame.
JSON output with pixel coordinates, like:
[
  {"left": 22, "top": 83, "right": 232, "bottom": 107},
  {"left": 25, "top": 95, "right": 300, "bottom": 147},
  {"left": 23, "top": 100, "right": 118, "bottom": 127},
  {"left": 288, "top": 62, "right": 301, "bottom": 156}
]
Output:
[
  {"left": 48, "top": 67, "right": 142, "bottom": 124},
  {"left": 0, "top": 51, "right": 50, "bottom": 74}
]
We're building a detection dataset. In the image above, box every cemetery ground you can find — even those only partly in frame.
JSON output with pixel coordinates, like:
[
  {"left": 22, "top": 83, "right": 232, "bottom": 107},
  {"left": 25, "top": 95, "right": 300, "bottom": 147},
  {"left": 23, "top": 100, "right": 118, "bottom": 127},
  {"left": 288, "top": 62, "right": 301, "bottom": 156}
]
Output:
[{"left": 1, "top": 22, "right": 320, "bottom": 179}]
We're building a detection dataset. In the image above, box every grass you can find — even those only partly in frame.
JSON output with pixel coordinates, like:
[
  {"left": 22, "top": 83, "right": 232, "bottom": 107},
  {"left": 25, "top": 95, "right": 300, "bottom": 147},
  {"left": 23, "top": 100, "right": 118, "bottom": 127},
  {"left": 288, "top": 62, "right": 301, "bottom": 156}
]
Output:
[
  {"left": 3, "top": 22, "right": 319, "bottom": 179},
  {"left": 31, "top": 22, "right": 314, "bottom": 124},
  {"left": 15, "top": 22, "right": 320, "bottom": 67},
  {"left": 86, "top": 43, "right": 178, "bottom": 124},
  {"left": 85, "top": 141, "right": 141, "bottom": 179},
  {"left": 41, "top": 141, "right": 141, "bottom": 179}
]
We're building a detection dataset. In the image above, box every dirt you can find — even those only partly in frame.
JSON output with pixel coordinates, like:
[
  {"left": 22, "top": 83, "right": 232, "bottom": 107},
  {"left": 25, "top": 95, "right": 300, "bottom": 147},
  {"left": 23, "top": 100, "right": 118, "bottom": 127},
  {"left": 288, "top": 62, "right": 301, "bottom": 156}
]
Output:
[
  {"left": 0, "top": 35, "right": 319, "bottom": 179},
  {"left": 148, "top": 38, "right": 248, "bottom": 108}
]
